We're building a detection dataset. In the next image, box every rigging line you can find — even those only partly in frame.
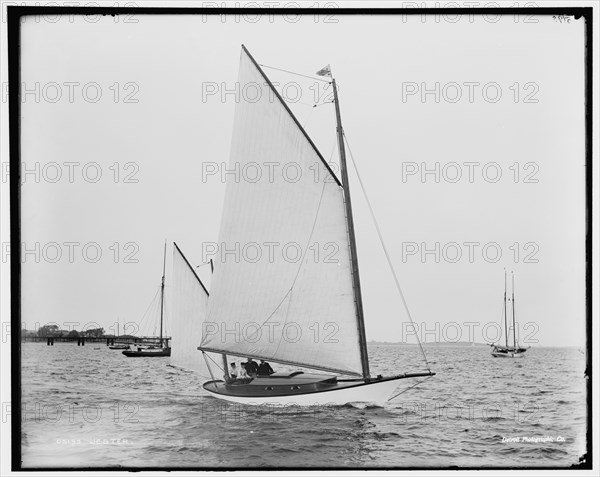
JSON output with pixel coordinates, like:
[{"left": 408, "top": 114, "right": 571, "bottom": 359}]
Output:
[
  {"left": 137, "top": 288, "right": 160, "bottom": 337},
  {"left": 300, "top": 100, "right": 334, "bottom": 128},
  {"left": 162, "top": 295, "right": 168, "bottom": 337},
  {"left": 271, "top": 279, "right": 297, "bottom": 359},
  {"left": 497, "top": 299, "right": 504, "bottom": 346},
  {"left": 149, "top": 291, "right": 160, "bottom": 336},
  {"left": 259, "top": 64, "right": 331, "bottom": 83},
  {"left": 202, "top": 352, "right": 216, "bottom": 381},
  {"left": 302, "top": 105, "right": 315, "bottom": 129},
  {"left": 295, "top": 100, "right": 318, "bottom": 108},
  {"left": 241, "top": 179, "right": 329, "bottom": 343},
  {"left": 328, "top": 130, "right": 338, "bottom": 162},
  {"left": 387, "top": 375, "right": 433, "bottom": 402},
  {"left": 296, "top": 100, "right": 334, "bottom": 109},
  {"left": 343, "top": 132, "right": 432, "bottom": 373},
  {"left": 204, "top": 351, "right": 225, "bottom": 374}
]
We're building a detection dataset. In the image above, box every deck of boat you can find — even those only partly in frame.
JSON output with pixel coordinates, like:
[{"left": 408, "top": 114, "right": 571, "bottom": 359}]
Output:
[
  {"left": 203, "top": 371, "right": 407, "bottom": 398},
  {"left": 208, "top": 371, "right": 348, "bottom": 396}
]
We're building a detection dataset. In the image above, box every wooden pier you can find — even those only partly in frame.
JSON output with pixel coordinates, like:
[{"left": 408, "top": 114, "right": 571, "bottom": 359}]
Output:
[{"left": 22, "top": 336, "right": 171, "bottom": 346}]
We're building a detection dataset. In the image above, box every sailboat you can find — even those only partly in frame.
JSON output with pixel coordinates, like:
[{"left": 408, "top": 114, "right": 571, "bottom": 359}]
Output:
[
  {"left": 108, "top": 320, "right": 129, "bottom": 349},
  {"left": 109, "top": 343, "right": 129, "bottom": 350},
  {"left": 123, "top": 242, "right": 171, "bottom": 357},
  {"left": 192, "top": 46, "right": 433, "bottom": 406},
  {"left": 491, "top": 270, "right": 527, "bottom": 358}
]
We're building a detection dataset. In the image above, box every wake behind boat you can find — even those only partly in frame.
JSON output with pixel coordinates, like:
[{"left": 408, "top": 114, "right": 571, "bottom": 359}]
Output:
[{"left": 192, "top": 46, "right": 434, "bottom": 406}]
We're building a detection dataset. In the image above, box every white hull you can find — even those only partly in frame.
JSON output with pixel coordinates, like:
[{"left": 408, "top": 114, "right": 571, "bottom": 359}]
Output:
[{"left": 203, "top": 377, "right": 405, "bottom": 407}]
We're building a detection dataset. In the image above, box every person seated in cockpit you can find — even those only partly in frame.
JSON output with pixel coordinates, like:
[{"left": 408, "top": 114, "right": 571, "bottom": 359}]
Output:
[{"left": 257, "top": 360, "right": 274, "bottom": 376}]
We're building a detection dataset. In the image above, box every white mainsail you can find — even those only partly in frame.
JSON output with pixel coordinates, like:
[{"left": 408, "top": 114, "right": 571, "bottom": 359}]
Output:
[
  {"left": 170, "top": 243, "right": 212, "bottom": 376},
  {"left": 201, "top": 47, "right": 363, "bottom": 377}
]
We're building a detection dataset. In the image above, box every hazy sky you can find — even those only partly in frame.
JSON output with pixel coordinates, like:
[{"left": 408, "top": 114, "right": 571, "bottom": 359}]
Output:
[{"left": 7, "top": 10, "right": 588, "bottom": 347}]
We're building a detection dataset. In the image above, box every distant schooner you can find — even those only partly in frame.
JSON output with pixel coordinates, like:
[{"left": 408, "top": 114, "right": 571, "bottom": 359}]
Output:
[
  {"left": 491, "top": 270, "right": 528, "bottom": 358},
  {"left": 182, "top": 46, "right": 434, "bottom": 405}
]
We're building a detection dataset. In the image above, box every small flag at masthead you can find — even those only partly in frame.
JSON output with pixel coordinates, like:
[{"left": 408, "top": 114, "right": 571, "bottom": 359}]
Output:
[{"left": 316, "top": 64, "right": 332, "bottom": 77}]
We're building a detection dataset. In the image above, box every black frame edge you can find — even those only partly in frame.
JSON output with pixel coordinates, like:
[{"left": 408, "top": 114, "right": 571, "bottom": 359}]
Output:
[
  {"left": 7, "top": 5, "right": 593, "bottom": 472},
  {"left": 7, "top": 5, "right": 22, "bottom": 473}
]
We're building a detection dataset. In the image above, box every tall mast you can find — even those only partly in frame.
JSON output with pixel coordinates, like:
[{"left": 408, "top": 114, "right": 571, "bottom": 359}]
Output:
[
  {"left": 331, "top": 77, "right": 370, "bottom": 380},
  {"left": 159, "top": 240, "right": 166, "bottom": 347},
  {"left": 503, "top": 268, "right": 508, "bottom": 348},
  {"left": 212, "top": 259, "right": 229, "bottom": 380},
  {"left": 511, "top": 271, "right": 517, "bottom": 349}
]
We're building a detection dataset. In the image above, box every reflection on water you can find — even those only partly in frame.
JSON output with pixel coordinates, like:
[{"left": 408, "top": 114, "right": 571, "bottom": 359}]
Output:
[{"left": 21, "top": 343, "right": 587, "bottom": 468}]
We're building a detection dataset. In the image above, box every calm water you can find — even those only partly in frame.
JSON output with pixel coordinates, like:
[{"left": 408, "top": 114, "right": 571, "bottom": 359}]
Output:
[{"left": 20, "top": 343, "right": 587, "bottom": 468}]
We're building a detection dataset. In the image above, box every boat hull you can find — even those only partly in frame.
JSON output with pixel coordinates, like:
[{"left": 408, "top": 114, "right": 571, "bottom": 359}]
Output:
[
  {"left": 202, "top": 373, "right": 431, "bottom": 406},
  {"left": 122, "top": 348, "right": 171, "bottom": 357},
  {"left": 491, "top": 346, "right": 527, "bottom": 358},
  {"left": 491, "top": 351, "right": 526, "bottom": 358}
]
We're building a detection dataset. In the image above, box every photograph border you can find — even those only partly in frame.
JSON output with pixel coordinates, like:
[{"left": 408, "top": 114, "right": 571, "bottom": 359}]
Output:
[{"left": 7, "top": 4, "right": 594, "bottom": 471}]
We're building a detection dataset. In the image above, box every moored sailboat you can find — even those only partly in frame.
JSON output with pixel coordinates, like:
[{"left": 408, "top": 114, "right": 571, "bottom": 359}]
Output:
[
  {"left": 108, "top": 321, "right": 130, "bottom": 349},
  {"left": 195, "top": 46, "right": 434, "bottom": 405},
  {"left": 108, "top": 343, "right": 129, "bottom": 350},
  {"left": 123, "top": 242, "right": 171, "bottom": 357}
]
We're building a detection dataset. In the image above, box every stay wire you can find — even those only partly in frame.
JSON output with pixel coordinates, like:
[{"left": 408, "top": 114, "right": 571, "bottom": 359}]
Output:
[
  {"left": 387, "top": 375, "right": 433, "bottom": 402},
  {"left": 259, "top": 64, "right": 331, "bottom": 83},
  {"left": 162, "top": 295, "right": 169, "bottom": 337},
  {"left": 205, "top": 351, "right": 225, "bottom": 374},
  {"left": 343, "top": 132, "right": 432, "bottom": 373},
  {"left": 138, "top": 288, "right": 160, "bottom": 338}
]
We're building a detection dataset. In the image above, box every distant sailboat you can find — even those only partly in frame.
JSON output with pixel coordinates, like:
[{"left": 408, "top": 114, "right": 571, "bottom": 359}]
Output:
[
  {"left": 491, "top": 270, "right": 527, "bottom": 358},
  {"left": 108, "top": 320, "right": 129, "bottom": 349},
  {"left": 193, "top": 46, "right": 434, "bottom": 406},
  {"left": 123, "top": 242, "right": 171, "bottom": 357},
  {"left": 109, "top": 343, "right": 129, "bottom": 350}
]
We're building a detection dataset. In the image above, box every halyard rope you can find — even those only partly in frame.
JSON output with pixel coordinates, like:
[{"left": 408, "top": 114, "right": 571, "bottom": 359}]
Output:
[{"left": 260, "top": 64, "right": 331, "bottom": 83}]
